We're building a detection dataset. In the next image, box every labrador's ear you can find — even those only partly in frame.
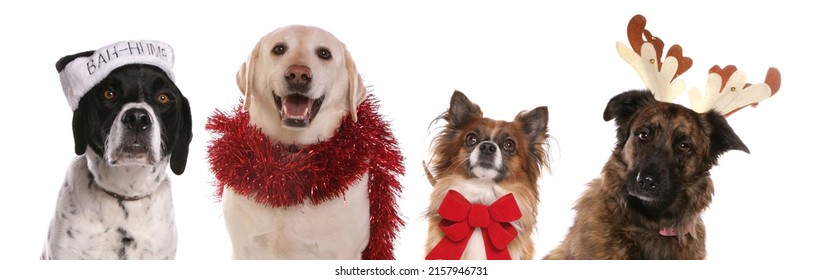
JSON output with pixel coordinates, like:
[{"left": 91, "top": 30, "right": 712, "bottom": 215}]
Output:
[
  {"left": 344, "top": 46, "right": 366, "bottom": 122},
  {"left": 237, "top": 40, "right": 262, "bottom": 111}
]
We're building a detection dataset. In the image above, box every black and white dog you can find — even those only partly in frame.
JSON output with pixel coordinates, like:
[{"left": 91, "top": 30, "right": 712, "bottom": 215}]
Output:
[{"left": 42, "top": 41, "right": 191, "bottom": 260}]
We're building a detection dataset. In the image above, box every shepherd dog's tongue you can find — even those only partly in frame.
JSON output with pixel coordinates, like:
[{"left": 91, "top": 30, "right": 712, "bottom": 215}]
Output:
[{"left": 283, "top": 94, "right": 312, "bottom": 120}]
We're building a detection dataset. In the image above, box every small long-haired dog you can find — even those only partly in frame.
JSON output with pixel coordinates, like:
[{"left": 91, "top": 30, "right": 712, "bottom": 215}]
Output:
[
  {"left": 544, "top": 89, "right": 748, "bottom": 260},
  {"left": 424, "top": 90, "right": 549, "bottom": 260}
]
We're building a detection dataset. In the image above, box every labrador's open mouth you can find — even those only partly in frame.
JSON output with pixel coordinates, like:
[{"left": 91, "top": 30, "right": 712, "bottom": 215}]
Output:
[{"left": 274, "top": 93, "right": 325, "bottom": 128}]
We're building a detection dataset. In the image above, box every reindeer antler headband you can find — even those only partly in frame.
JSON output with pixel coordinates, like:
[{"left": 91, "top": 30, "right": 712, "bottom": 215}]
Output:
[{"left": 617, "top": 14, "right": 781, "bottom": 117}]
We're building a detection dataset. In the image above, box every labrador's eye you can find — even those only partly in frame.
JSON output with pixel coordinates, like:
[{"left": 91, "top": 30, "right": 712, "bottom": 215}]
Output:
[
  {"left": 272, "top": 44, "right": 287, "bottom": 55},
  {"left": 316, "top": 48, "right": 332, "bottom": 60}
]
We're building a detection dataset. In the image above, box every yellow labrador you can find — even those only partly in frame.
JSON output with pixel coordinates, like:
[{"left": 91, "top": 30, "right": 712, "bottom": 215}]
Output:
[
  {"left": 236, "top": 25, "right": 366, "bottom": 144},
  {"left": 222, "top": 25, "right": 371, "bottom": 259}
]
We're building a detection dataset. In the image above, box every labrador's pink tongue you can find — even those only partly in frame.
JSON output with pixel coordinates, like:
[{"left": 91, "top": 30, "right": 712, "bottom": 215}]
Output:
[{"left": 284, "top": 94, "right": 311, "bottom": 119}]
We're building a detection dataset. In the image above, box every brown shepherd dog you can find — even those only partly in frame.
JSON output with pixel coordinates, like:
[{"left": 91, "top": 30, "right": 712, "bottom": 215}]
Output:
[{"left": 544, "top": 89, "right": 748, "bottom": 260}]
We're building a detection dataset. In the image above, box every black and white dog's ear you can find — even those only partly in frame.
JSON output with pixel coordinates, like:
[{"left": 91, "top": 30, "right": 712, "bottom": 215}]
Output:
[
  {"left": 56, "top": 50, "right": 95, "bottom": 72},
  {"left": 71, "top": 100, "right": 89, "bottom": 156},
  {"left": 170, "top": 94, "right": 192, "bottom": 175},
  {"left": 702, "top": 110, "right": 750, "bottom": 164},
  {"left": 61, "top": 51, "right": 97, "bottom": 156}
]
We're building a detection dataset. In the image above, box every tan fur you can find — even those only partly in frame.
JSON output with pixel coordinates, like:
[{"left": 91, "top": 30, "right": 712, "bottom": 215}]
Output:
[
  {"left": 235, "top": 25, "right": 366, "bottom": 145},
  {"left": 223, "top": 25, "right": 374, "bottom": 259}
]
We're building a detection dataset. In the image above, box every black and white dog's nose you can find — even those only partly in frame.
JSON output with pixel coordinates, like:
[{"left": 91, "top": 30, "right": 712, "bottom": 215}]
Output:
[
  {"left": 122, "top": 108, "right": 152, "bottom": 132},
  {"left": 479, "top": 142, "right": 497, "bottom": 155}
]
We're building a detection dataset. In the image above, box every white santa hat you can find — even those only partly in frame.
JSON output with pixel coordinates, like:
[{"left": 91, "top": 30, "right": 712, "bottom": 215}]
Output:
[{"left": 57, "top": 40, "right": 175, "bottom": 110}]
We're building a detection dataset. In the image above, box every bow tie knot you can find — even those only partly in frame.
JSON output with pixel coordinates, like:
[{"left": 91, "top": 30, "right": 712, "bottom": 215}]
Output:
[
  {"left": 468, "top": 204, "right": 490, "bottom": 228},
  {"left": 425, "top": 190, "right": 522, "bottom": 260}
]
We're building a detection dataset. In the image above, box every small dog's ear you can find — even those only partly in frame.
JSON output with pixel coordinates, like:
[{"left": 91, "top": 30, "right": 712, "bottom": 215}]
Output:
[
  {"left": 237, "top": 40, "right": 262, "bottom": 111},
  {"left": 447, "top": 90, "right": 482, "bottom": 128},
  {"left": 345, "top": 46, "right": 367, "bottom": 122},
  {"left": 703, "top": 110, "right": 750, "bottom": 163},
  {"left": 516, "top": 106, "right": 549, "bottom": 144},
  {"left": 71, "top": 99, "right": 90, "bottom": 156},
  {"left": 170, "top": 94, "right": 193, "bottom": 175}
]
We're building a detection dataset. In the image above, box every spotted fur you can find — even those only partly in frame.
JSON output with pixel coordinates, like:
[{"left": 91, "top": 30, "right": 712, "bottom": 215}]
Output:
[{"left": 42, "top": 62, "right": 191, "bottom": 260}]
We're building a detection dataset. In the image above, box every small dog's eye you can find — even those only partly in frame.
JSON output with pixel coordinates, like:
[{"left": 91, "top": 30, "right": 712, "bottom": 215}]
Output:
[
  {"left": 503, "top": 139, "right": 516, "bottom": 153},
  {"left": 465, "top": 133, "right": 478, "bottom": 146},
  {"left": 272, "top": 44, "right": 287, "bottom": 55},
  {"left": 156, "top": 93, "right": 170, "bottom": 105},
  {"left": 636, "top": 131, "right": 649, "bottom": 141},
  {"left": 102, "top": 90, "right": 115, "bottom": 100},
  {"left": 316, "top": 48, "right": 332, "bottom": 60}
]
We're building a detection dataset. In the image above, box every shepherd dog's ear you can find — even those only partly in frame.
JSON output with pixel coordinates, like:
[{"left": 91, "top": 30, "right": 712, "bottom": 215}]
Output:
[
  {"left": 603, "top": 89, "right": 656, "bottom": 144},
  {"left": 702, "top": 110, "right": 749, "bottom": 165}
]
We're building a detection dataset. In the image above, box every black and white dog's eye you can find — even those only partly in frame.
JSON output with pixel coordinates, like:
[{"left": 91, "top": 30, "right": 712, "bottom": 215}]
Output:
[
  {"left": 503, "top": 139, "right": 516, "bottom": 153},
  {"left": 316, "top": 48, "right": 332, "bottom": 60},
  {"left": 272, "top": 44, "right": 287, "bottom": 55},
  {"left": 102, "top": 90, "right": 116, "bottom": 100},
  {"left": 156, "top": 93, "right": 170, "bottom": 105},
  {"left": 465, "top": 133, "right": 478, "bottom": 146}
]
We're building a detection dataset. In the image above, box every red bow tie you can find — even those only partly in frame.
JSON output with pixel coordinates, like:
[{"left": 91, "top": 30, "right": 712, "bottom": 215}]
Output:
[{"left": 425, "top": 190, "right": 522, "bottom": 260}]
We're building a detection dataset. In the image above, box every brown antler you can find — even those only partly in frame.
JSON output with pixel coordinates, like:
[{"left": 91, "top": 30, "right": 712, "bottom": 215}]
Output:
[
  {"left": 688, "top": 66, "right": 781, "bottom": 116},
  {"left": 617, "top": 14, "right": 693, "bottom": 102}
]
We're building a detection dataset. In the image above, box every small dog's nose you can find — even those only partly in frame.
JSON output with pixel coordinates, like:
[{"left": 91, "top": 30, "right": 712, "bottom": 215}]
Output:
[
  {"left": 285, "top": 65, "right": 312, "bottom": 87},
  {"left": 122, "top": 108, "right": 152, "bottom": 132},
  {"left": 479, "top": 142, "right": 497, "bottom": 155},
  {"left": 637, "top": 176, "right": 657, "bottom": 189}
]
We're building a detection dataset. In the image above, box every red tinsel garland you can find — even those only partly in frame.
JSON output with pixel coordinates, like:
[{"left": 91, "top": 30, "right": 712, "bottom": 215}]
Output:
[{"left": 206, "top": 95, "right": 405, "bottom": 260}]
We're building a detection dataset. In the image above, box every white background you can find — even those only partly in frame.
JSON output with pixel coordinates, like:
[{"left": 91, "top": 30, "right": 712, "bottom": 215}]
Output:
[{"left": 1, "top": 0, "right": 820, "bottom": 278}]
